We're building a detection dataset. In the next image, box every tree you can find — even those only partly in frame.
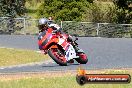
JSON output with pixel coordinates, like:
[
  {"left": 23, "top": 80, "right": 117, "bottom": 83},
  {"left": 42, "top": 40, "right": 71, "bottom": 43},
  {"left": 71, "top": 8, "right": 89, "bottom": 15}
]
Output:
[
  {"left": 0, "top": 0, "right": 26, "bottom": 17},
  {"left": 0, "top": 0, "right": 26, "bottom": 34},
  {"left": 37, "top": 0, "right": 93, "bottom": 21},
  {"left": 113, "top": 0, "right": 132, "bottom": 23},
  {"left": 114, "top": 0, "right": 128, "bottom": 10}
]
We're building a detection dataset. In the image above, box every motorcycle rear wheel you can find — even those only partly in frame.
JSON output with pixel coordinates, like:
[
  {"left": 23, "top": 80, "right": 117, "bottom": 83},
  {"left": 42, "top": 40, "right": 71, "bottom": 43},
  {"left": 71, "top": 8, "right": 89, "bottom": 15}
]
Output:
[{"left": 48, "top": 47, "right": 67, "bottom": 66}]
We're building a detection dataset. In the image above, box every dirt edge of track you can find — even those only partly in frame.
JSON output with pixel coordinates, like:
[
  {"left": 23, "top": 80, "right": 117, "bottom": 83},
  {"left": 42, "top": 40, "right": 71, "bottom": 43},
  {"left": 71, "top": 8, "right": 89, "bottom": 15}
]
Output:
[{"left": 0, "top": 68, "right": 132, "bottom": 81}]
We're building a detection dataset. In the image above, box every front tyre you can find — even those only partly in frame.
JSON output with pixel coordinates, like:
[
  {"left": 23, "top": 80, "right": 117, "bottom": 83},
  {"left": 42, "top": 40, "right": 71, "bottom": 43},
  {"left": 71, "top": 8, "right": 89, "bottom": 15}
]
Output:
[
  {"left": 75, "top": 52, "right": 88, "bottom": 64},
  {"left": 48, "top": 48, "right": 67, "bottom": 66}
]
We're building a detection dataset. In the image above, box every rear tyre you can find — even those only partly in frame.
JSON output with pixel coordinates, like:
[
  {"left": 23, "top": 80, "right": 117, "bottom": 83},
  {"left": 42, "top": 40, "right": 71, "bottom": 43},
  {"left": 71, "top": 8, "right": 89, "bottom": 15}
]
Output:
[
  {"left": 48, "top": 47, "right": 67, "bottom": 66},
  {"left": 75, "top": 52, "right": 88, "bottom": 64}
]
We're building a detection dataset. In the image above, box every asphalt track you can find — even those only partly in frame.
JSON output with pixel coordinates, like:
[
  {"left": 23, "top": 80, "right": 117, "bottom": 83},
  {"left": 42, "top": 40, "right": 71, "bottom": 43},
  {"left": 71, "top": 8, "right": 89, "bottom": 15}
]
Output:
[{"left": 0, "top": 35, "right": 132, "bottom": 73}]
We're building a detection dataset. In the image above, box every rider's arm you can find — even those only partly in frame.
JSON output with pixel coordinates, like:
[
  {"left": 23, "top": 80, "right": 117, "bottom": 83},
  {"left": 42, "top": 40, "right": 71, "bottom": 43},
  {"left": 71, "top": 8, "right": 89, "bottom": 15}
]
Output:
[{"left": 48, "top": 23, "right": 62, "bottom": 33}]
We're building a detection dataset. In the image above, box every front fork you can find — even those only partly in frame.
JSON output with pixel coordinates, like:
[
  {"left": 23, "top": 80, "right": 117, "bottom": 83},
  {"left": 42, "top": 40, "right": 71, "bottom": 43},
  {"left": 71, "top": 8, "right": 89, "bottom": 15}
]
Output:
[{"left": 71, "top": 41, "right": 84, "bottom": 53}]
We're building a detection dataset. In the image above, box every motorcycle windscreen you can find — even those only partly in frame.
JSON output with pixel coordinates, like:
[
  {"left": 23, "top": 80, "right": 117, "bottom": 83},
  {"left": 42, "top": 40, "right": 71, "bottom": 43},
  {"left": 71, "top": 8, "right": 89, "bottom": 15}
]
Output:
[
  {"left": 38, "top": 31, "right": 45, "bottom": 39},
  {"left": 38, "top": 31, "right": 52, "bottom": 50}
]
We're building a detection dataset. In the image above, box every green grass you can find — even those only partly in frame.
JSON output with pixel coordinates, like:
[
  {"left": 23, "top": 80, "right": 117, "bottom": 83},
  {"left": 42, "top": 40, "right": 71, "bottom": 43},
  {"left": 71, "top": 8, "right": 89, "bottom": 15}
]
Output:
[
  {"left": 0, "top": 70, "right": 131, "bottom": 88},
  {"left": 0, "top": 48, "right": 49, "bottom": 66}
]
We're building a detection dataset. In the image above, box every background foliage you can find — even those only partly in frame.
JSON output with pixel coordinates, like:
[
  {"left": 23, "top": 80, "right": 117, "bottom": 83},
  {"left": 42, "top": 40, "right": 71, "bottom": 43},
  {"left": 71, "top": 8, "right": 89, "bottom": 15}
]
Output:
[
  {"left": 0, "top": 0, "right": 131, "bottom": 37},
  {"left": 37, "top": 0, "right": 93, "bottom": 21},
  {"left": 113, "top": 0, "right": 132, "bottom": 23},
  {"left": 35, "top": 0, "right": 132, "bottom": 23},
  {"left": 0, "top": 0, "right": 131, "bottom": 23},
  {"left": 0, "top": 0, "right": 26, "bottom": 17}
]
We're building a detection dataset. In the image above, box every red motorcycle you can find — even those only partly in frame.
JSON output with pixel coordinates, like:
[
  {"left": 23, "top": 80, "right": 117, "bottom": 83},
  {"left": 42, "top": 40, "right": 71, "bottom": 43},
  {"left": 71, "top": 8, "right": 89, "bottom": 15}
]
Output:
[{"left": 38, "top": 28, "right": 88, "bottom": 66}]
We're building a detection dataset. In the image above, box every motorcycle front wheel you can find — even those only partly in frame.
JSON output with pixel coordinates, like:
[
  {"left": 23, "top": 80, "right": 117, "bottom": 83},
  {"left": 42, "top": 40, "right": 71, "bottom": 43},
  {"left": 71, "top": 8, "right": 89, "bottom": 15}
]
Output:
[
  {"left": 75, "top": 52, "right": 88, "bottom": 64},
  {"left": 48, "top": 47, "right": 67, "bottom": 66}
]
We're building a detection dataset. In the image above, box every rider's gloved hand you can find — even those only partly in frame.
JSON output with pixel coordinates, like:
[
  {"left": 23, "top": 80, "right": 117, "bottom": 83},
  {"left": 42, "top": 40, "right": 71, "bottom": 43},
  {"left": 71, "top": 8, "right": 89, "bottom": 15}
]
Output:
[
  {"left": 53, "top": 29, "right": 59, "bottom": 33},
  {"left": 67, "top": 35, "right": 73, "bottom": 42},
  {"left": 52, "top": 28, "right": 62, "bottom": 34}
]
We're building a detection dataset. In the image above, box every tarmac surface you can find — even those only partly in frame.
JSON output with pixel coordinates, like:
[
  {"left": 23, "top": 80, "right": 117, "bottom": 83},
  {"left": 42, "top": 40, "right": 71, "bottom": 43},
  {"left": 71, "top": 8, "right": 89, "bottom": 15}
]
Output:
[{"left": 0, "top": 35, "right": 132, "bottom": 73}]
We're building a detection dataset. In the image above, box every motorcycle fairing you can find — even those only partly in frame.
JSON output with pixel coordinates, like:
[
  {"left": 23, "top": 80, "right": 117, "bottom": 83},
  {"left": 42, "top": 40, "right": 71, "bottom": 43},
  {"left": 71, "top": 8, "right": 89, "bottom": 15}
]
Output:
[
  {"left": 38, "top": 28, "right": 78, "bottom": 61},
  {"left": 57, "top": 35, "right": 79, "bottom": 61},
  {"left": 65, "top": 44, "right": 77, "bottom": 61},
  {"left": 58, "top": 37, "right": 69, "bottom": 50}
]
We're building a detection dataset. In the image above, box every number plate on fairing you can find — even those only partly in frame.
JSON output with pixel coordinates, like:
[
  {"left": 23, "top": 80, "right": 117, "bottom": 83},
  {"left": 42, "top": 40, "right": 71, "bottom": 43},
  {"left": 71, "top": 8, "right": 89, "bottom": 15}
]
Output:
[{"left": 65, "top": 44, "right": 77, "bottom": 61}]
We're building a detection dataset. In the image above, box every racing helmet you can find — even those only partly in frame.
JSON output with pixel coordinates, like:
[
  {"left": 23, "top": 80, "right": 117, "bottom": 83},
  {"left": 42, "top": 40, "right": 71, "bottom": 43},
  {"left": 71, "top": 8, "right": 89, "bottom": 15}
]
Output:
[{"left": 38, "top": 18, "right": 48, "bottom": 31}]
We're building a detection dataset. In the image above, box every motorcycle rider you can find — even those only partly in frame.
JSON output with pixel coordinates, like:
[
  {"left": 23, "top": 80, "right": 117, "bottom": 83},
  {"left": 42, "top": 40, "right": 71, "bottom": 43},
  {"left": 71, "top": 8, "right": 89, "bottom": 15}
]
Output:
[
  {"left": 38, "top": 17, "right": 60, "bottom": 33},
  {"left": 38, "top": 17, "right": 73, "bottom": 41},
  {"left": 38, "top": 17, "right": 74, "bottom": 63}
]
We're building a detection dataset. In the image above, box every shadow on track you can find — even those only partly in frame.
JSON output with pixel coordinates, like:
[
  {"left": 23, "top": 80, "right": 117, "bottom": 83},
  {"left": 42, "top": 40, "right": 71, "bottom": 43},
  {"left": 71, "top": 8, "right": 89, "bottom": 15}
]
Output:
[{"left": 42, "top": 63, "right": 80, "bottom": 68}]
